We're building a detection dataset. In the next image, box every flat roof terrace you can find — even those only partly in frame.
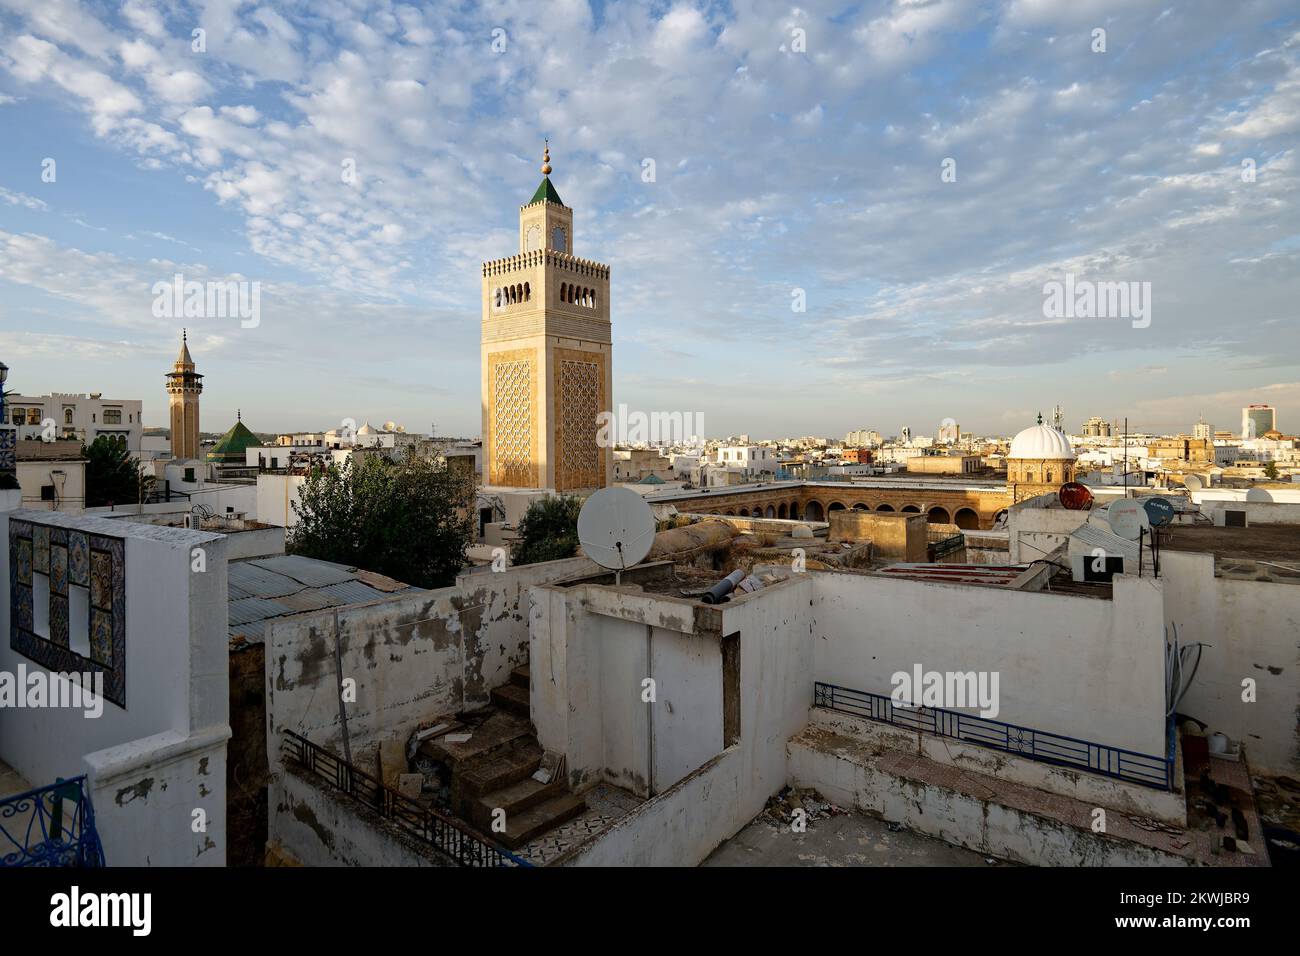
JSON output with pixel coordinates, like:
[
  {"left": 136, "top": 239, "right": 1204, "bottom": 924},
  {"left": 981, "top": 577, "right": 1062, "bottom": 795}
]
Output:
[{"left": 1158, "top": 524, "right": 1300, "bottom": 567}]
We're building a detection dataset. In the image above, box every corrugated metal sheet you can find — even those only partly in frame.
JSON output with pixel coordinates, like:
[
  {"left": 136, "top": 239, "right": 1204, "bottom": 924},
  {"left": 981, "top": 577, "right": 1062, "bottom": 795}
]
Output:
[
  {"left": 316, "top": 580, "right": 393, "bottom": 606},
  {"left": 229, "top": 596, "right": 292, "bottom": 627},
  {"left": 277, "top": 589, "right": 343, "bottom": 613},
  {"left": 228, "top": 562, "right": 300, "bottom": 598},
  {"left": 1070, "top": 521, "right": 1139, "bottom": 566},
  {"left": 249, "top": 554, "right": 356, "bottom": 588},
  {"left": 227, "top": 554, "right": 423, "bottom": 648}
]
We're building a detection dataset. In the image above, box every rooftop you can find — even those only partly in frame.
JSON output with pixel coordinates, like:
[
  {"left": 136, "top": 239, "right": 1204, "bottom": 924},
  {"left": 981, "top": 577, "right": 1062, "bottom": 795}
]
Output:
[
  {"left": 227, "top": 554, "right": 420, "bottom": 648},
  {"left": 1158, "top": 524, "right": 1300, "bottom": 569}
]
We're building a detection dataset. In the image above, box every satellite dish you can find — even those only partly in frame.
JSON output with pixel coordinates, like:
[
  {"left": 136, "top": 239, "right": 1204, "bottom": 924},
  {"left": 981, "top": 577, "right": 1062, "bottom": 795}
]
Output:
[
  {"left": 1058, "top": 482, "right": 1094, "bottom": 510},
  {"left": 1143, "top": 497, "right": 1176, "bottom": 527},
  {"left": 1107, "top": 500, "right": 1151, "bottom": 540},
  {"left": 1184, "top": 474, "right": 1203, "bottom": 492},
  {"left": 577, "top": 487, "right": 656, "bottom": 572}
]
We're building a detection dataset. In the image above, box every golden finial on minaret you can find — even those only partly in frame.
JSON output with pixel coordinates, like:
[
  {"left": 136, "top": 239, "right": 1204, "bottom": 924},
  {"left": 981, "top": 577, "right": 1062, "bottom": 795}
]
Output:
[{"left": 541, "top": 139, "right": 552, "bottom": 176}]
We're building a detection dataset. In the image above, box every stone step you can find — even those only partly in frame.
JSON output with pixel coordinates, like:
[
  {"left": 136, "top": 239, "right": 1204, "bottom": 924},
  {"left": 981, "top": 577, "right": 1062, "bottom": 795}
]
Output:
[
  {"left": 497, "top": 792, "right": 588, "bottom": 849},
  {"left": 469, "top": 775, "right": 567, "bottom": 832},
  {"left": 510, "top": 664, "right": 530, "bottom": 689},
  {"left": 454, "top": 739, "right": 544, "bottom": 804},
  {"left": 490, "top": 682, "right": 531, "bottom": 718},
  {"left": 418, "top": 711, "right": 531, "bottom": 769}
]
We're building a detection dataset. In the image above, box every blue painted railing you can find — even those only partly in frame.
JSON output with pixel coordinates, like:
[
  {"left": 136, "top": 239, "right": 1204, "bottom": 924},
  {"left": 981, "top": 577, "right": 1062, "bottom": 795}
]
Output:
[
  {"left": 813, "top": 682, "right": 1175, "bottom": 791},
  {"left": 0, "top": 775, "right": 106, "bottom": 867}
]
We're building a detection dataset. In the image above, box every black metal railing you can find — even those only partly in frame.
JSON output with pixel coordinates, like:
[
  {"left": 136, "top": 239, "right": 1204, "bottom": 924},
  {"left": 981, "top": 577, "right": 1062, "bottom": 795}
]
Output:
[
  {"left": 280, "top": 730, "right": 530, "bottom": 867},
  {"left": 0, "top": 775, "right": 106, "bottom": 867},
  {"left": 813, "top": 682, "right": 1175, "bottom": 791},
  {"left": 927, "top": 529, "right": 964, "bottom": 558}
]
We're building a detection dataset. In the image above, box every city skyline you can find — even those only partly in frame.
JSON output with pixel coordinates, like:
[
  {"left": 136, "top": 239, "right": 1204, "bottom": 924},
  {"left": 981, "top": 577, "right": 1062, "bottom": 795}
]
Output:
[{"left": 1, "top": 1, "right": 1298, "bottom": 438}]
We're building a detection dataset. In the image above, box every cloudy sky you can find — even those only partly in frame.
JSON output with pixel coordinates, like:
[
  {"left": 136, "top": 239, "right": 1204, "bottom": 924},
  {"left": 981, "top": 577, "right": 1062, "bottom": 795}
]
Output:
[{"left": 0, "top": 0, "right": 1297, "bottom": 440}]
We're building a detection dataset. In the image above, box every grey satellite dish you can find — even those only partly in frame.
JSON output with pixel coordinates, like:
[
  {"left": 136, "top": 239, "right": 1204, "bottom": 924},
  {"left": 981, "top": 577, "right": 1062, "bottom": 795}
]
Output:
[
  {"left": 1184, "top": 474, "right": 1203, "bottom": 492},
  {"left": 577, "top": 487, "right": 656, "bottom": 579},
  {"left": 1107, "top": 500, "right": 1150, "bottom": 540}
]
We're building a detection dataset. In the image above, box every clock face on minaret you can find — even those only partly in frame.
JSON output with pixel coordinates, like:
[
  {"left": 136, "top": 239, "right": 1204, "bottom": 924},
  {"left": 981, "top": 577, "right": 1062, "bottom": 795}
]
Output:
[{"left": 482, "top": 142, "right": 613, "bottom": 494}]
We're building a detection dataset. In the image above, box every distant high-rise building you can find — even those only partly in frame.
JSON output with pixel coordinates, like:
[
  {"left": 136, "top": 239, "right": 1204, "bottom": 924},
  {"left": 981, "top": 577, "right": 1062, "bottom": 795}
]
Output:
[
  {"left": 1193, "top": 416, "right": 1213, "bottom": 441},
  {"left": 165, "top": 329, "right": 203, "bottom": 460},
  {"left": 1242, "top": 404, "right": 1276, "bottom": 439},
  {"left": 845, "top": 429, "right": 882, "bottom": 447},
  {"left": 937, "top": 418, "right": 961, "bottom": 443},
  {"left": 1081, "top": 416, "right": 1111, "bottom": 438}
]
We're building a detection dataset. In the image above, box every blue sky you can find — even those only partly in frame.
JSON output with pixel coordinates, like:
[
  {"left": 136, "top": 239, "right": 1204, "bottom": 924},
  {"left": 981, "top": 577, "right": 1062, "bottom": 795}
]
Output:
[{"left": 0, "top": 0, "right": 1298, "bottom": 439}]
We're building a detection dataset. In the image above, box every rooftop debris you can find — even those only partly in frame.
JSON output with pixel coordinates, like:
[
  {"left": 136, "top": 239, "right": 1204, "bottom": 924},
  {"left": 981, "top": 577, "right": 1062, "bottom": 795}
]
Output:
[{"left": 760, "top": 785, "right": 849, "bottom": 828}]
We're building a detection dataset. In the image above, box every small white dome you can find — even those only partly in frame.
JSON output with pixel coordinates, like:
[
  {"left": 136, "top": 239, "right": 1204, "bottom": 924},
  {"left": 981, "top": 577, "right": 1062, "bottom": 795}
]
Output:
[
  {"left": 1009, "top": 423, "right": 1076, "bottom": 460},
  {"left": 357, "top": 423, "right": 377, "bottom": 435}
]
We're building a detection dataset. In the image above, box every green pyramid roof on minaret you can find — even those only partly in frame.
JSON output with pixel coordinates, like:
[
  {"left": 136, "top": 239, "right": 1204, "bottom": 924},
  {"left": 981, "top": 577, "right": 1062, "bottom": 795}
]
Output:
[{"left": 528, "top": 140, "right": 563, "bottom": 206}]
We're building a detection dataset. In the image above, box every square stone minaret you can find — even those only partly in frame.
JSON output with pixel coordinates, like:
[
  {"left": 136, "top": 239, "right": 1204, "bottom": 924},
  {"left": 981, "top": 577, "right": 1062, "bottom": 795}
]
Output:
[{"left": 481, "top": 144, "right": 612, "bottom": 492}]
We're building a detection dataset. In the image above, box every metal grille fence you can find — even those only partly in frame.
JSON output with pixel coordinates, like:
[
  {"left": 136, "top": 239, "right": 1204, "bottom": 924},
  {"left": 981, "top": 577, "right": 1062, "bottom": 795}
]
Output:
[
  {"left": 813, "top": 682, "right": 1174, "bottom": 791},
  {"left": 281, "top": 730, "right": 531, "bottom": 867}
]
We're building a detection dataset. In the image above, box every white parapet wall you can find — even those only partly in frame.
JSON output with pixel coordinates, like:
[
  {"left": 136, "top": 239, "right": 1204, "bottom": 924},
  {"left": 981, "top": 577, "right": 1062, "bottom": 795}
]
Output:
[
  {"left": 810, "top": 568, "right": 1170, "bottom": 759},
  {"left": 787, "top": 727, "right": 1188, "bottom": 867},
  {"left": 537, "top": 575, "right": 815, "bottom": 864},
  {"left": 1160, "top": 549, "right": 1300, "bottom": 776},
  {"left": 809, "top": 708, "right": 1185, "bottom": 824},
  {"left": 0, "top": 510, "right": 231, "bottom": 866}
]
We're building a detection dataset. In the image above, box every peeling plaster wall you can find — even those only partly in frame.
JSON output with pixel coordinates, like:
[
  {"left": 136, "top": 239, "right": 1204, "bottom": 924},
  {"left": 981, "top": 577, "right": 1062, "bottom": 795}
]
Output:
[
  {"left": 1161, "top": 550, "right": 1300, "bottom": 775},
  {"left": 85, "top": 727, "right": 229, "bottom": 866},
  {"left": 810, "top": 708, "right": 1186, "bottom": 824},
  {"left": 810, "top": 569, "right": 1169, "bottom": 758},
  {"left": 787, "top": 735, "right": 1186, "bottom": 867},
  {"left": 270, "top": 768, "right": 450, "bottom": 867},
  {"left": 561, "top": 577, "right": 814, "bottom": 865},
  {"left": 266, "top": 557, "right": 598, "bottom": 759},
  {"left": 266, "top": 590, "right": 464, "bottom": 757},
  {"left": 454, "top": 556, "right": 596, "bottom": 709},
  {"left": 531, "top": 584, "right": 735, "bottom": 798}
]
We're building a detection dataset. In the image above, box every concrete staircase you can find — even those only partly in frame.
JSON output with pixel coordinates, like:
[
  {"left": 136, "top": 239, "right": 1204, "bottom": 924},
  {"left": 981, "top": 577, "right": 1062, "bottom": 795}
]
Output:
[{"left": 421, "top": 666, "right": 585, "bottom": 850}]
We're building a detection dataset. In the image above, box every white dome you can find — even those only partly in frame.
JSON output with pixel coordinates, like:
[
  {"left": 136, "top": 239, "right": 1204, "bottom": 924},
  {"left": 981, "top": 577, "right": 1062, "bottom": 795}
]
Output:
[
  {"left": 357, "top": 423, "right": 377, "bottom": 435},
  {"left": 1009, "top": 423, "right": 1076, "bottom": 460}
]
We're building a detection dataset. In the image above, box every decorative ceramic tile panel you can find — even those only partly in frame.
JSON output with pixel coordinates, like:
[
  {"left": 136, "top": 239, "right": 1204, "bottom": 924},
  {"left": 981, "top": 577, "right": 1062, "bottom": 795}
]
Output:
[
  {"left": 50, "top": 544, "right": 67, "bottom": 595},
  {"left": 0, "top": 428, "right": 14, "bottom": 472},
  {"left": 68, "top": 531, "right": 89, "bottom": 587},
  {"left": 90, "top": 550, "right": 110, "bottom": 608},
  {"left": 15, "top": 538, "right": 31, "bottom": 586},
  {"left": 50, "top": 592, "right": 69, "bottom": 648},
  {"left": 9, "top": 519, "right": 127, "bottom": 707},
  {"left": 33, "top": 525, "right": 49, "bottom": 575}
]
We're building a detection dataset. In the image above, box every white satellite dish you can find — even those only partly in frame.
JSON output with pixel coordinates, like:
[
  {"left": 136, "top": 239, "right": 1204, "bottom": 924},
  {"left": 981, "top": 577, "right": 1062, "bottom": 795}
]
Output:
[
  {"left": 1184, "top": 474, "right": 1202, "bottom": 491},
  {"left": 1107, "top": 499, "right": 1150, "bottom": 540},
  {"left": 577, "top": 487, "right": 656, "bottom": 575}
]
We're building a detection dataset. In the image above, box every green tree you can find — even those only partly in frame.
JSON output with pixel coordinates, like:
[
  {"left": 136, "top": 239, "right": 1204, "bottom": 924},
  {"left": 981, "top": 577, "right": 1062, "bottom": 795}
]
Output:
[
  {"left": 1263, "top": 461, "right": 1279, "bottom": 479},
  {"left": 511, "top": 495, "right": 582, "bottom": 565},
  {"left": 288, "top": 453, "right": 474, "bottom": 589},
  {"left": 83, "top": 436, "right": 154, "bottom": 507}
]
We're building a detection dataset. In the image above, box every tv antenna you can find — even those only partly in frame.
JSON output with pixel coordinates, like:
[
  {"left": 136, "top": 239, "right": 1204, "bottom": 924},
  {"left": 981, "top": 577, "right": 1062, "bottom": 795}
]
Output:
[{"left": 577, "top": 487, "right": 656, "bottom": 585}]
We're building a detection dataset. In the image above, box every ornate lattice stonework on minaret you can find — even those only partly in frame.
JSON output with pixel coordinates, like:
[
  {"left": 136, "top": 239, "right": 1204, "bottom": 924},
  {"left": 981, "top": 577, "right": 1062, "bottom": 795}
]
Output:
[
  {"left": 555, "top": 354, "right": 603, "bottom": 491},
  {"left": 489, "top": 353, "right": 537, "bottom": 487}
]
